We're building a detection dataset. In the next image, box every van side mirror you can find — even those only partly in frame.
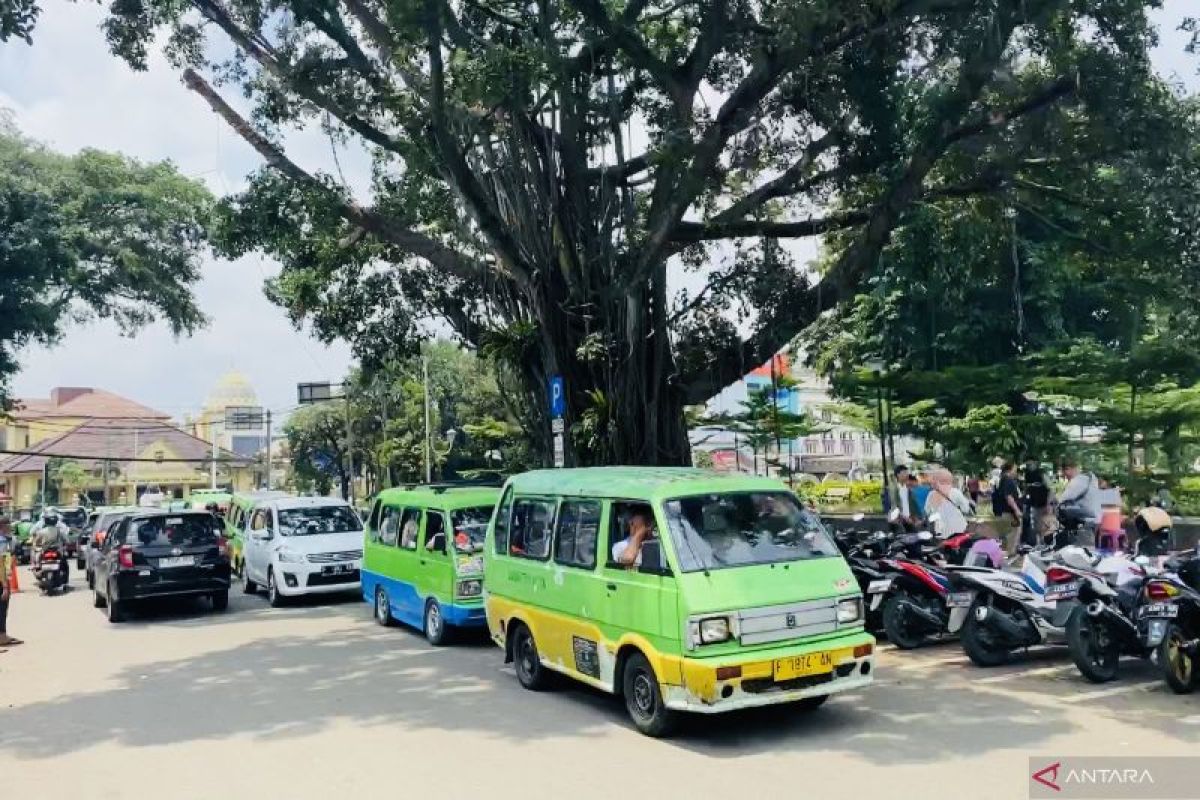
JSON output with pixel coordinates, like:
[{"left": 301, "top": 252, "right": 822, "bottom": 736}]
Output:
[{"left": 637, "top": 540, "right": 671, "bottom": 576}]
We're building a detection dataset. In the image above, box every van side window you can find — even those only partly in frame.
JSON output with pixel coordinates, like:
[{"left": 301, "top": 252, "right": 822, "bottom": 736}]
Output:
[
  {"left": 379, "top": 506, "right": 401, "bottom": 547},
  {"left": 367, "top": 499, "right": 382, "bottom": 532},
  {"left": 555, "top": 500, "right": 600, "bottom": 569},
  {"left": 509, "top": 498, "right": 555, "bottom": 560},
  {"left": 250, "top": 509, "right": 269, "bottom": 531},
  {"left": 400, "top": 508, "right": 423, "bottom": 550},
  {"left": 493, "top": 486, "right": 514, "bottom": 555},
  {"left": 424, "top": 511, "right": 447, "bottom": 553},
  {"left": 607, "top": 501, "right": 657, "bottom": 567}
]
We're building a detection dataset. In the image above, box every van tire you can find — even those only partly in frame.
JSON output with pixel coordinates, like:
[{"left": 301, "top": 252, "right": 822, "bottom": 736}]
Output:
[
  {"left": 512, "top": 624, "right": 550, "bottom": 691},
  {"left": 374, "top": 586, "right": 393, "bottom": 626},
  {"left": 796, "top": 695, "right": 829, "bottom": 711},
  {"left": 93, "top": 587, "right": 106, "bottom": 608},
  {"left": 242, "top": 568, "right": 257, "bottom": 595},
  {"left": 424, "top": 599, "right": 448, "bottom": 646},
  {"left": 622, "top": 652, "right": 678, "bottom": 738},
  {"left": 267, "top": 569, "right": 285, "bottom": 608},
  {"left": 106, "top": 583, "right": 125, "bottom": 624},
  {"left": 211, "top": 591, "right": 229, "bottom": 612}
]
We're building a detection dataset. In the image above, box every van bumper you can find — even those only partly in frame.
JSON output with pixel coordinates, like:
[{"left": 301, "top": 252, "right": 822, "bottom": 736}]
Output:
[{"left": 663, "top": 630, "right": 875, "bottom": 713}]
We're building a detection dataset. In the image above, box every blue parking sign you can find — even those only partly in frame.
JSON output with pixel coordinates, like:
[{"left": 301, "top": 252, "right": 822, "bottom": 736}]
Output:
[{"left": 549, "top": 376, "right": 565, "bottom": 418}]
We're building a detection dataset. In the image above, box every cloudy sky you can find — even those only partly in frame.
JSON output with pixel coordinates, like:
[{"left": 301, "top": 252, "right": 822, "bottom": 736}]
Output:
[{"left": 1, "top": 2, "right": 1197, "bottom": 421}]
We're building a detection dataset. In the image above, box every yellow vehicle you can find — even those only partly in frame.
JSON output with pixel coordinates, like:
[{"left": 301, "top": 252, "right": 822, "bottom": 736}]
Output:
[
  {"left": 224, "top": 490, "right": 290, "bottom": 576},
  {"left": 484, "top": 467, "right": 875, "bottom": 736}
]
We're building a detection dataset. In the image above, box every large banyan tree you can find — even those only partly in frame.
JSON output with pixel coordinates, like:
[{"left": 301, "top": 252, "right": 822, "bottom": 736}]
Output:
[{"left": 28, "top": 0, "right": 1191, "bottom": 464}]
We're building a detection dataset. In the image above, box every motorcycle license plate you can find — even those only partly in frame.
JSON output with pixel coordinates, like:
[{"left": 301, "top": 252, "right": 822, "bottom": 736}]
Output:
[
  {"left": 945, "top": 591, "right": 974, "bottom": 608},
  {"left": 1044, "top": 581, "right": 1081, "bottom": 602},
  {"left": 1140, "top": 603, "right": 1179, "bottom": 618},
  {"left": 40, "top": 562, "right": 59, "bottom": 571},
  {"left": 158, "top": 556, "right": 194, "bottom": 568},
  {"left": 867, "top": 579, "right": 893, "bottom": 594},
  {"left": 773, "top": 650, "right": 835, "bottom": 681}
]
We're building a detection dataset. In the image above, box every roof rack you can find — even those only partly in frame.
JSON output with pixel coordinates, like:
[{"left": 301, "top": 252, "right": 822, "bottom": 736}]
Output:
[{"left": 395, "top": 477, "right": 506, "bottom": 493}]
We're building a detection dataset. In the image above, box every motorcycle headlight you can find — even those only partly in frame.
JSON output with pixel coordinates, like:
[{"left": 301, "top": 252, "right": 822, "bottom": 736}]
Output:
[
  {"left": 277, "top": 549, "right": 304, "bottom": 563},
  {"left": 456, "top": 579, "right": 482, "bottom": 598},
  {"left": 697, "top": 617, "right": 732, "bottom": 644},
  {"left": 837, "top": 597, "right": 863, "bottom": 624}
]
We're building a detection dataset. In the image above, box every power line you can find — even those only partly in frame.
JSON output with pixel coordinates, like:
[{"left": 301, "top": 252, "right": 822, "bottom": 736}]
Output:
[{"left": 0, "top": 448, "right": 254, "bottom": 465}]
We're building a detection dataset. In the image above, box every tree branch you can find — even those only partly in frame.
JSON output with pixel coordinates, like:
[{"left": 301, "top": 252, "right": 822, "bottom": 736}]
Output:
[
  {"left": 181, "top": 69, "right": 483, "bottom": 282},
  {"left": 565, "top": 0, "right": 684, "bottom": 102},
  {"left": 709, "top": 127, "right": 844, "bottom": 225}
]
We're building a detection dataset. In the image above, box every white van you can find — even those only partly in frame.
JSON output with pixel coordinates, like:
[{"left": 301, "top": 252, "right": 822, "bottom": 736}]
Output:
[{"left": 240, "top": 496, "right": 363, "bottom": 606}]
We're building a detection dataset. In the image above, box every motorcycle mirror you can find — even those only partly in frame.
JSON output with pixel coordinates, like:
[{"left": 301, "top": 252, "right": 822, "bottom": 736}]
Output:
[
  {"left": 852, "top": 512, "right": 866, "bottom": 522},
  {"left": 888, "top": 508, "right": 902, "bottom": 522}
]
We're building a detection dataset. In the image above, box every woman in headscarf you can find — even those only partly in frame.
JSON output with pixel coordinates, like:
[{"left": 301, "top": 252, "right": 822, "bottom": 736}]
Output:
[{"left": 924, "top": 468, "right": 974, "bottom": 537}]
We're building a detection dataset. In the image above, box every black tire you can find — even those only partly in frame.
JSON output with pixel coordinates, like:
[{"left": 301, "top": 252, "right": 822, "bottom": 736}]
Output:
[
  {"left": 961, "top": 600, "right": 1011, "bottom": 667},
  {"left": 93, "top": 587, "right": 106, "bottom": 608},
  {"left": 267, "top": 569, "right": 285, "bottom": 608},
  {"left": 86, "top": 569, "right": 94, "bottom": 590},
  {"left": 242, "top": 567, "right": 257, "bottom": 595},
  {"left": 211, "top": 591, "right": 229, "bottom": 612},
  {"left": 76, "top": 558, "right": 85, "bottom": 571},
  {"left": 882, "top": 592, "right": 929, "bottom": 650},
  {"left": 511, "top": 624, "right": 550, "bottom": 691},
  {"left": 106, "top": 583, "right": 125, "bottom": 624},
  {"left": 796, "top": 694, "right": 829, "bottom": 712},
  {"left": 1159, "top": 623, "right": 1198, "bottom": 694},
  {"left": 374, "top": 586, "right": 393, "bottom": 627},
  {"left": 1067, "top": 607, "right": 1119, "bottom": 683},
  {"left": 424, "top": 599, "right": 449, "bottom": 645},
  {"left": 622, "top": 652, "right": 678, "bottom": 737}
]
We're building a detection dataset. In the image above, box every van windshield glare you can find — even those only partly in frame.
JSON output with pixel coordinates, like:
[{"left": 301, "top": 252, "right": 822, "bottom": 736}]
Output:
[
  {"left": 278, "top": 506, "right": 361, "bottom": 536},
  {"left": 663, "top": 492, "right": 839, "bottom": 572}
]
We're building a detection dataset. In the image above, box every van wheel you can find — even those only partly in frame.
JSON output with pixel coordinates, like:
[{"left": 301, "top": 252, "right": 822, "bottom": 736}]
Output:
[
  {"left": 86, "top": 570, "right": 94, "bottom": 590},
  {"left": 424, "top": 599, "right": 448, "bottom": 645},
  {"left": 93, "top": 587, "right": 106, "bottom": 608},
  {"left": 622, "top": 652, "right": 678, "bottom": 737},
  {"left": 211, "top": 591, "right": 229, "bottom": 612},
  {"left": 512, "top": 624, "right": 549, "bottom": 691},
  {"left": 374, "top": 586, "right": 393, "bottom": 627},
  {"left": 267, "top": 569, "right": 285, "bottom": 608},
  {"left": 242, "top": 567, "right": 257, "bottom": 595}
]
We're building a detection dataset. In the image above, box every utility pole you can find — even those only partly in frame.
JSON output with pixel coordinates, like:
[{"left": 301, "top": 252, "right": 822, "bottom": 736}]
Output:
[
  {"left": 210, "top": 419, "right": 218, "bottom": 489},
  {"left": 423, "top": 354, "right": 432, "bottom": 484},
  {"left": 104, "top": 433, "right": 112, "bottom": 504},
  {"left": 344, "top": 392, "right": 355, "bottom": 504},
  {"left": 265, "top": 410, "right": 273, "bottom": 490},
  {"left": 379, "top": 389, "right": 391, "bottom": 489},
  {"left": 132, "top": 427, "right": 139, "bottom": 503}
]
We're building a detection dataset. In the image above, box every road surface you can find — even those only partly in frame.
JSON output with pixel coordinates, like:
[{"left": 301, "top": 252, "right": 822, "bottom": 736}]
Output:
[{"left": 2, "top": 567, "right": 1197, "bottom": 800}]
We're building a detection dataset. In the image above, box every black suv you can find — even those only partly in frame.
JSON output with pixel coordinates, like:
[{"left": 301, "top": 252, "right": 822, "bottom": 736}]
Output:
[{"left": 93, "top": 510, "right": 232, "bottom": 623}]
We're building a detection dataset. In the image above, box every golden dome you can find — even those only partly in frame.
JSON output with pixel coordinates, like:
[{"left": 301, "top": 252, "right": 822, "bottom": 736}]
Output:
[{"left": 204, "top": 370, "right": 259, "bottom": 411}]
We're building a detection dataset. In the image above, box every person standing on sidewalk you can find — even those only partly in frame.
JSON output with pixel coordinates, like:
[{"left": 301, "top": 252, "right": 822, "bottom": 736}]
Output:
[{"left": 0, "top": 517, "right": 23, "bottom": 649}]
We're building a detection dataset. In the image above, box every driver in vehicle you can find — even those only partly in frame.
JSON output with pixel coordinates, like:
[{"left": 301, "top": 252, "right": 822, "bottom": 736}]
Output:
[{"left": 612, "top": 510, "right": 657, "bottom": 567}]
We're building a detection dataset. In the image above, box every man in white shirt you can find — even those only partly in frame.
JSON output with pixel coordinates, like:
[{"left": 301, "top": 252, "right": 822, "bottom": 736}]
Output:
[{"left": 612, "top": 510, "right": 656, "bottom": 567}]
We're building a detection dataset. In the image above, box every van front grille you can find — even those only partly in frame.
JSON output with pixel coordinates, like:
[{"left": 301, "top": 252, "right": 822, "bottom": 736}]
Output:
[{"left": 737, "top": 598, "right": 839, "bottom": 645}]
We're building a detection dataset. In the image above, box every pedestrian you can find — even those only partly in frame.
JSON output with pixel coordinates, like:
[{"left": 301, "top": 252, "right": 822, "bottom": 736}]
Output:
[
  {"left": 0, "top": 517, "right": 22, "bottom": 649},
  {"left": 911, "top": 471, "right": 932, "bottom": 513},
  {"left": 888, "top": 465, "right": 920, "bottom": 532},
  {"left": 1022, "top": 458, "right": 1051, "bottom": 539},
  {"left": 991, "top": 462, "right": 1023, "bottom": 551},
  {"left": 924, "top": 468, "right": 973, "bottom": 537},
  {"left": 967, "top": 474, "right": 982, "bottom": 505}
]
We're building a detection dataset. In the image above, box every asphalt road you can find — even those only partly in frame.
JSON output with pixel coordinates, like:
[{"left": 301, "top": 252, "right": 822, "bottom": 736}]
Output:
[{"left": 2, "top": 566, "right": 1198, "bottom": 800}]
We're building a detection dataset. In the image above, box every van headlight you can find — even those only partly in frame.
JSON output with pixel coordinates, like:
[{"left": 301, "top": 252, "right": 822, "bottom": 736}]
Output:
[
  {"left": 457, "top": 579, "right": 482, "bottom": 598},
  {"left": 277, "top": 549, "right": 304, "bottom": 563},
  {"left": 696, "top": 617, "right": 732, "bottom": 644},
  {"left": 837, "top": 597, "right": 863, "bottom": 624}
]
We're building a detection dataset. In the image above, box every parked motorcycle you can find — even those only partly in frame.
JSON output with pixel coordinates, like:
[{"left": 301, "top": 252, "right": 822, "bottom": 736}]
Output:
[
  {"left": 35, "top": 545, "right": 69, "bottom": 595},
  {"left": 946, "top": 545, "right": 1094, "bottom": 666},
  {"left": 1047, "top": 550, "right": 1150, "bottom": 683},
  {"left": 1148, "top": 550, "right": 1200, "bottom": 694}
]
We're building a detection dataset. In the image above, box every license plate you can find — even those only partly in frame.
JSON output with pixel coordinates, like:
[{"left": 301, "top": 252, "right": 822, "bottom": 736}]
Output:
[
  {"left": 867, "top": 579, "right": 893, "bottom": 594},
  {"left": 1044, "top": 581, "right": 1082, "bottom": 602},
  {"left": 40, "top": 562, "right": 59, "bottom": 571},
  {"left": 945, "top": 591, "right": 975, "bottom": 608},
  {"left": 158, "top": 556, "right": 194, "bottom": 568},
  {"left": 322, "top": 564, "right": 354, "bottom": 575},
  {"left": 773, "top": 651, "right": 834, "bottom": 681},
  {"left": 1140, "top": 603, "right": 1179, "bottom": 618}
]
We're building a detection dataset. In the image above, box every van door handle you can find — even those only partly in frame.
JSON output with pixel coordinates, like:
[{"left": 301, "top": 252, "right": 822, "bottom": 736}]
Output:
[{"left": 606, "top": 583, "right": 617, "bottom": 591}]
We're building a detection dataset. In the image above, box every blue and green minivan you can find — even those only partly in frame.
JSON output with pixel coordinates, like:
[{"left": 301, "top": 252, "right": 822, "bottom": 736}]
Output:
[{"left": 361, "top": 485, "right": 500, "bottom": 644}]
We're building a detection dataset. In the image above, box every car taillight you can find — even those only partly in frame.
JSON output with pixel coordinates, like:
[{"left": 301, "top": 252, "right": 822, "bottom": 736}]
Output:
[
  {"left": 118, "top": 545, "right": 135, "bottom": 569},
  {"left": 1045, "top": 566, "right": 1075, "bottom": 584},
  {"left": 43, "top": 551, "right": 59, "bottom": 561},
  {"left": 1146, "top": 581, "right": 1180, "bottom": 601},
  {"left": 216, "top": 538, "right": 228, "bottom": 558}
]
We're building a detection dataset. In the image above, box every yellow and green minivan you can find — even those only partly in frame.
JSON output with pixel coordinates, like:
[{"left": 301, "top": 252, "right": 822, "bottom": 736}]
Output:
[
  {"left": 362, "top": 485, "right": 501, "bottom": 644},
  {"left": 225, "top": 490, "right": 291, "bottom": 575},
  {"left": 484, "top": 467, "right": 875, "bottom": 736}
]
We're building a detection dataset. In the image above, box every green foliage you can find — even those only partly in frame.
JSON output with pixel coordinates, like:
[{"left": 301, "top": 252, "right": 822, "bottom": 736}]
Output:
[
  {"left": 798, "top": 480, "right": 883, "bottom": 512},
  {"left": 20, "top": 0, "right": 1192, "bottom": 464},
  {"left": 0, "top": 119, "right": 211, "bottom": 406}
]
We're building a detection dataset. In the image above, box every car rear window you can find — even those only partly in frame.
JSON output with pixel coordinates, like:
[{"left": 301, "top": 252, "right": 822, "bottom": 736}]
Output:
[
  {"left": 60, "top": 509, "right": 87, "bottom": 527},
  {"left": 129, "top": 516, "right": 218, "bottom": 548}
]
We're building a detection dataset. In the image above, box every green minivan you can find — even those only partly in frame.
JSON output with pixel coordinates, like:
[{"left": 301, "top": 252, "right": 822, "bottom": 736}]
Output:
[
  {"left": 362, "top": 485, "right": 500, "bottom": 644},
  {"left": 225, "top": 490, "right": 290, "bottom": 575},
  {"left": 484, "top": 467, "right": 875, "bottom": 736}
]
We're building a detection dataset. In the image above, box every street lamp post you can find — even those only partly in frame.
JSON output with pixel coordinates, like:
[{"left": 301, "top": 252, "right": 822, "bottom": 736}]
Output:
[{"left": 865, "top": 358, "right": 888, "bottom": 493}]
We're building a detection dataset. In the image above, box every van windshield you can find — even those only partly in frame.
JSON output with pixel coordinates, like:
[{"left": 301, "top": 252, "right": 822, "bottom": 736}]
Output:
[
  {"left": 450, "top": 506, "right": 493, "bottom": 553},
  {"left": 663, "top": 492, "right": 839, "bottom": 573},
  {"left": 278, "top": 506, "right": 361, "bottom": 536}
]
